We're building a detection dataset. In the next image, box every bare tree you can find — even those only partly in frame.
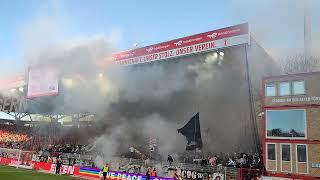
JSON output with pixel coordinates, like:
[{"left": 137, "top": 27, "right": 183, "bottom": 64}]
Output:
[{"left": 280, "top": 53, "right": 320, "bottom": 74}]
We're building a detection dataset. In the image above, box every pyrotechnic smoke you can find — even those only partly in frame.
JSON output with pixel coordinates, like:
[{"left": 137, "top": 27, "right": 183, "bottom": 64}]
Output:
[
  {"left": 19, "top": 0, "right": 279, "bottom": 165},
  {"left": 25, "top": 35, "right": 194, "bottom": 159},
  {"left": 2, "top": 1, "right": 319, "bottom": 167},
  {"left": 27, "top": 39, "right": 273, "bottom": 162}
]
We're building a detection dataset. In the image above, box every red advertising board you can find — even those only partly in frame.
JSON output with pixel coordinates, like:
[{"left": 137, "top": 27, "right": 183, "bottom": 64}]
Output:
[
  {"left": 33, "top": 161, "right": 79, "bottom": 175},
  {"left": 0, "top": 158, "right": 78, "bottom": 174},
  {"left": 0, "top": 158, "right": 172, "bottom": 180},
  {"left": 110, "top": 23, "right": 249, "bottom": 66}
]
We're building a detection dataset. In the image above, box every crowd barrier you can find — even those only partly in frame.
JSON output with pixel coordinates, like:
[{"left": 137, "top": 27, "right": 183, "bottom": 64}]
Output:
[
  {"left": 0, "top": 157, "right": 262, "bottom": 179},
  {"left": 0, "top": 157, "right": 173, "bottom": 180}
]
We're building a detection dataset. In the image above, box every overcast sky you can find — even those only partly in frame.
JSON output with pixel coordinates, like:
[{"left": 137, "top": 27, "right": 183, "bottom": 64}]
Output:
[{"left": 0, "top": 0, "right": 319, "bottom": 78}]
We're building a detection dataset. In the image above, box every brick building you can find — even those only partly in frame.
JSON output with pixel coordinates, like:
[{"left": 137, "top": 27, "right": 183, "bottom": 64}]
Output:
[{"left": 262, "top": 72, "right": 320, "bottom": 179}]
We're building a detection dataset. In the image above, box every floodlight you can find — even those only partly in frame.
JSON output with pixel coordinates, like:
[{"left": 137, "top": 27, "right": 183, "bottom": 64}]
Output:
[{"left": 19, "top": 87, "right": 24, "bottom": 92}]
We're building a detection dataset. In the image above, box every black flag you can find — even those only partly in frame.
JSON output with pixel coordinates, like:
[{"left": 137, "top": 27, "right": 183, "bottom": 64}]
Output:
[{"left": 177, "top": 112, "right": 203, "bottom": 150}]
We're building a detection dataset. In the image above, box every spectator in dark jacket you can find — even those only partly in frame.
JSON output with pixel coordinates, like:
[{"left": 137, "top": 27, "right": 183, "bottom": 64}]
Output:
[{"left": 167, "top": 155, "right": 173, "bottom": 166}]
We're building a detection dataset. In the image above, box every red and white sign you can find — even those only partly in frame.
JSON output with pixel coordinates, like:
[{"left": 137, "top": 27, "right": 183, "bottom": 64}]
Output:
[
  {"left": 0, "top": 158, "right": 77, "bottom": 176},
  {"left": 27, "top": 65, "right": 59, "bottom": 98},
  {"left": 50, "top": 164, "right": 76, "bottom": 174},
  {"left": 111, "top": 23, "right": 249, "bottom": 66},
  {"left": 33, "top": 161, "right": 79, "bottom": 175}
]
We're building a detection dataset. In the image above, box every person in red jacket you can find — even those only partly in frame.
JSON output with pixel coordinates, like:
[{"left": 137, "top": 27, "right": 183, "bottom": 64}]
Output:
[{"left": 151, "top": 168, "right": 157, "bottom": 177}]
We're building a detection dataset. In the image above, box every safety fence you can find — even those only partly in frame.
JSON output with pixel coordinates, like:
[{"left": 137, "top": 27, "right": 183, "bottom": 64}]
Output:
[
  {"left": 0, "top": 147, "right": 262, "bottom": 179},
  {"left": 0, "top": 157, "right": 172, "bottom": 180}
]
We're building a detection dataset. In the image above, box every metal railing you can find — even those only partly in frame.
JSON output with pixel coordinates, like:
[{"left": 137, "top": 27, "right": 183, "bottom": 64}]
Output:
[{"left": 0, "top": 148, "right": 267, "bottom": 179}]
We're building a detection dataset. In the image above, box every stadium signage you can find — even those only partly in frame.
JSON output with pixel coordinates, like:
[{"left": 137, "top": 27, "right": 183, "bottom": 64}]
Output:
[
  {"left": 27, "top": 65, "right": 59, "bottom": 98},
  {"left": 0, "top": 96, "right": 26, "bottom": 112},
  {"left": 79, "top": 167, "right": 173, "bottom": 180},
  {"left": 271, "top": 96, "right": 320, "bottom": 103},
  {"left": 111, "top": 23, "right": 249, "bottom": 66},
  {"left": 178, "top": 169, "right": 205, "bottom": 179},
  {"left": 1, "top": 158, "right": 173, "bottom": 179},
  {"left": 50, "top": 164, "right": 75, "bottom": 174},
  {"left": 106, "top": 171, "right": 172, "bottom": 180},
  {"left": 176, "top": 169, "right": 224, "bottom": 180}
]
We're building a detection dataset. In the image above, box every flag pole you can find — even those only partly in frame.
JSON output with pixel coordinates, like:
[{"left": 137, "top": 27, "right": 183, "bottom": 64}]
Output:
[{"left": 194, "top": 113, "right": 197, "bottom": 159}]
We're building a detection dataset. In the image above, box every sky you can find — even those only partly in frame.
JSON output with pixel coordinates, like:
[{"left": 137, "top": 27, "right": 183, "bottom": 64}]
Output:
[{"left": 0, "top": 0, "right": 320, "bottom": 78}]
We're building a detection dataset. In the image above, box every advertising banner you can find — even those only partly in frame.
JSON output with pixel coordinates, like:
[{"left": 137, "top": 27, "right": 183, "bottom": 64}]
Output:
[
  {"left": 1, "top": 159, "right": 172, "bottom": 180},
  {"left": 0, "top": 95, "right": 26, "bottom": 112},
  {"left": 176, "top": 169, "right": 223, "bottom": 180},
  {"left": 27, "top": 65, "right": 59, "bottom": 98},
  {"left": 33, "top": 161, "right": 79, "bottom": 175},
  {"left": 79, "top": 167, "right": 173, "bottom": 180},
  {"left": 111, "top": 23, "right": 249, "bottom": 66}
]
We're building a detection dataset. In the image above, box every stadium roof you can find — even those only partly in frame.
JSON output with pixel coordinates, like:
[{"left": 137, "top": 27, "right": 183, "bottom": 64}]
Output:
[{"left": 0, "top": 74, "right": 26, "bottom": 92}]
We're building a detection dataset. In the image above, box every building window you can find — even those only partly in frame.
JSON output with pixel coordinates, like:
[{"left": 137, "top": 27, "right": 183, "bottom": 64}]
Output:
[
  {"left": 281, "top": 144, "right": 291, "bottom": 161},
  {"left": 266, "top": 109, "right": 306, "bottom": 139},
  {"left": 266, "top": 83, "right": 276, "bottom": 96},
  {"left": 297, "top": 145, "right": 307, "bottom": 162},
  {"left": 293, "top": 81, "right": 305, "bottom": 95},
  {"left": 279, "top": 82, "right": 290, "bottom": 96},
  {"left": 267, "top": 144, "right": 276, "bottom": 160}
]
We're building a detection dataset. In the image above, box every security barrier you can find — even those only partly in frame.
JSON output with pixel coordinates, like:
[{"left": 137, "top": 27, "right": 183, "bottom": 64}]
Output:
[
  {"left": 0, "top": 157, "right": 173, "bottom": 180},
  {"left": 0, "top": 150, "right": 263, "bottom": 180}
]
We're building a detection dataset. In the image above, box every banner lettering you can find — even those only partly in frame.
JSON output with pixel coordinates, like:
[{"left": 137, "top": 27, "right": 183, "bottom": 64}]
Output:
[{"left": 111, "top": 23, "right": 249, "bottom": 66}]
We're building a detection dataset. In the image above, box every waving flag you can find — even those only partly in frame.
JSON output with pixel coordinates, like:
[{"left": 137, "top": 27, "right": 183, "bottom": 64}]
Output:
[{"left": 178, "top": 112, "right": 203, "bottom": 150}]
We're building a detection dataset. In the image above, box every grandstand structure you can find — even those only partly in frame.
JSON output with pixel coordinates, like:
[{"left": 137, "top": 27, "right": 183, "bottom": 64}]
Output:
[
  {"left": 0, "top": 74, "right": 93, "bottom": 126},
  {"left": 0, "top": 74, "right": 30, "bottom": 122}
]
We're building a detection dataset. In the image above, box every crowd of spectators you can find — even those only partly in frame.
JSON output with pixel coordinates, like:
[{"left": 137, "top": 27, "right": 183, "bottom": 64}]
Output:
[
  {"left": 0, "top": 122, "right": 264, "bottom": 178},
  {"left": 0, "top": 123, "right": 87, "bottom": 153},
  {"left": 0, "top": 129, "right": 30, "bottom": 143},
  {"left": 175, "top": 150, "right": 263, "bottom": 169},
  {"left": 0, "top": 123, "right": 95, "bottom": 168},
  {"left": 202, "top": 152, "right": 263, "bottom": 170},
  {"left": 0, "top": 124, "right": 31, "bottom": 149},
  {"left": 174, "top": 151, "right": 263, "bottom": 172}
]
